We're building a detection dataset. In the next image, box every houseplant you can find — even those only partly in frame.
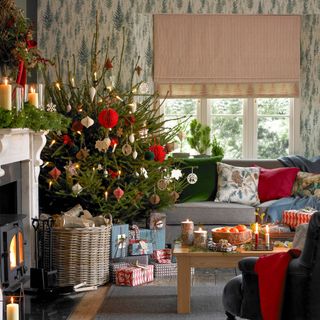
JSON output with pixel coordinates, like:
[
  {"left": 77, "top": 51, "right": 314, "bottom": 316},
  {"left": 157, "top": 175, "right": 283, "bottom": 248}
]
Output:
[{"left": 187, "top": 119, "right": 211, "bottom": 156}]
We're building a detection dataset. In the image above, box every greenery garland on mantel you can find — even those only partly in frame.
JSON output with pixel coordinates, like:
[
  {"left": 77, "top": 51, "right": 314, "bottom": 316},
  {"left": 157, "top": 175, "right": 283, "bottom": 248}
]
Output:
[{"left": 0, "top": 103, "right": 70, "bottom": 132}]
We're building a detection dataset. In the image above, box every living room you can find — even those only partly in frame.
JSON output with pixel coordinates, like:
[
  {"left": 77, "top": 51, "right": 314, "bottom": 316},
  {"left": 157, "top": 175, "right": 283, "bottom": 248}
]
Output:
[{"left": 1, "top": 0, "right": 320, "bottom": 319}]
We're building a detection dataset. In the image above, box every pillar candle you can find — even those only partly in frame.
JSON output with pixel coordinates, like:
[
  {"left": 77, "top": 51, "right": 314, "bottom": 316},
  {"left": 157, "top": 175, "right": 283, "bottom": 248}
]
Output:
[
  {"left": 193, "top": 227, "right": 207, "bottom": 248},
  {"left": 181, "top": 219, "right": 194, "bottom": 246},
  {"left": 265, "top": 225, "right": 270, "bottom": 247},
  {"left": 6, "top": 297, "right": 19, "bottom": 320},
  {"left": 254, "top": 222, "right": 259, "bottom": 247},
  {"left": 28, "top": 87, "right": 38, "bottom": 108},
  {"left": 0, "top": 78, "right": 12, "bottom": 110}
]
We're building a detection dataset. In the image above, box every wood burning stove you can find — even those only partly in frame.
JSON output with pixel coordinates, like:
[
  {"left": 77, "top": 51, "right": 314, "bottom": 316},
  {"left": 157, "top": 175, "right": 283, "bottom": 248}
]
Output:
[{"left": 0, "top": 215, "right": 27, "bottom": 290}]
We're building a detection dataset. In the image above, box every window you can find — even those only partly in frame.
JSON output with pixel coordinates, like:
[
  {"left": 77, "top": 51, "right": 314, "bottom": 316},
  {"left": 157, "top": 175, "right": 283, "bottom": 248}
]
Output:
[{"left": 161, "top": 98, "right": 297, "bottom": 159}]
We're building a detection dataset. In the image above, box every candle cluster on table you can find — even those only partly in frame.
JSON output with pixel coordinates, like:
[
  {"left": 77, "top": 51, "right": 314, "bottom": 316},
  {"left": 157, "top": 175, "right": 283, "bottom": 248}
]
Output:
[
  {"left": 181, "top": 219, "right": 194, "bottom": 246},
  {"left": 193, "top": 227, "right": 208, "bottom": 248}
]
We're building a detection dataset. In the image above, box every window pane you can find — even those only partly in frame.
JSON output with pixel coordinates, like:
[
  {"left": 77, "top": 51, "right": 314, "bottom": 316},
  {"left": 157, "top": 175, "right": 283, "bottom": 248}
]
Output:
[
  {"left": 209, "top": 99, "right": 244, "bottom": 159},
  {"left": 257, "top": 98, "right": 290, "bottom": 159},
  {"left": 162, "top": 99, "right": 199, "bottom": 153}
]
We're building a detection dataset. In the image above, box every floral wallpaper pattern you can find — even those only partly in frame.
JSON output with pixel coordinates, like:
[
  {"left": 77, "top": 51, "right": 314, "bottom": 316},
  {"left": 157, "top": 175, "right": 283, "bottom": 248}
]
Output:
[{"left": 37, "top": 0, "right": 320, "bottom": 157}]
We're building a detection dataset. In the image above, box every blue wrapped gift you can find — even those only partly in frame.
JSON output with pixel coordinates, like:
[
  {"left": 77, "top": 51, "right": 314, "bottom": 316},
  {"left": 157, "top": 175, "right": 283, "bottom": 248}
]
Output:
[
  {"left": 139, "top": 228, "right": 165, "bottom": 250},
  {"left": 128, "top": 240, "right": 153, "bottom": 255},
  {"left": 111, "top": 224, "right": 129, "bottom": 259}
]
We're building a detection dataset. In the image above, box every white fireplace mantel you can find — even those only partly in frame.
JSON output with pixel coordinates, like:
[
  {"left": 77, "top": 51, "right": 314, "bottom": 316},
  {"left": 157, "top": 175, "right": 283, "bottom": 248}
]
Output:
[{"left": 0, "top": 128, "right": 47, "bottom": 269}]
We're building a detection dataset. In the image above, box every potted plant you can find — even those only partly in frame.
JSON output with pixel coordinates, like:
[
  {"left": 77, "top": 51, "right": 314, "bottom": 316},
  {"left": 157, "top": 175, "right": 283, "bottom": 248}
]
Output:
[
  {"left": 211, "top": 135, "right": 224, "bottom": 158},
  {"left": 187, "top": 119, "right": 211, "bottom": 156}
]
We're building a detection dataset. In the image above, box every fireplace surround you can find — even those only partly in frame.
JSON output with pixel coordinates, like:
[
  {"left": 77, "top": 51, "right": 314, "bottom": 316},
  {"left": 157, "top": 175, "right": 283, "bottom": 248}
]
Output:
[{"left": 0, "top": 129, "right": 47, "bottom": 281}]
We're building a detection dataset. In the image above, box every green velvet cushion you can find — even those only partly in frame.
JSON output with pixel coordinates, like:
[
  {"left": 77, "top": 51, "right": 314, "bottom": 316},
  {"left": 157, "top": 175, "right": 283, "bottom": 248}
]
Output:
[{"left": 179, "top": 156, "right": 223, "bottom": 202}]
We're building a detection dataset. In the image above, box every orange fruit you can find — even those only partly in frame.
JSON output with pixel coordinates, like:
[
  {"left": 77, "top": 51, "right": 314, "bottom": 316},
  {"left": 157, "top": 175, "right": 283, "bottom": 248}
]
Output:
[
  {"left": 230, "top": 227, "right": 239, "bottom": 233},
  {"left": 236, "top": 224, "right": 247, "bottom": 232}
]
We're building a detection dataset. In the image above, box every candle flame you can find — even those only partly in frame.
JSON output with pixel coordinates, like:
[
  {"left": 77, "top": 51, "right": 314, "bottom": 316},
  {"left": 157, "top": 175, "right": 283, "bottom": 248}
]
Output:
[
  {"left": 11, "top": 297, "right": 13, "bottom": 304},
  {"left": 198, "top": 227, "right": 202, "bottom": 231},
  {"left": 56, "top": 82, "right": 61, "bottom": 90},
  {"left": 30, "top": 86, "right": 35, "bottom": 93},
  {"left": 104, "top": 191, "right": 108, "bottom": 200},
  {"left": 118, "top": 170, "right": 121, "bottom": 176},
  {"left": 94, "top": 72, "right": 97, "bottom": 81},
  {"left": 186, "top": 219, "right": 189, "bottom": 222},
  {"left": 4, "top": 78, "right": 8, "bottom": 85},
  {"left": 266, "top": 225, "right": 269, "bottom": 233}
]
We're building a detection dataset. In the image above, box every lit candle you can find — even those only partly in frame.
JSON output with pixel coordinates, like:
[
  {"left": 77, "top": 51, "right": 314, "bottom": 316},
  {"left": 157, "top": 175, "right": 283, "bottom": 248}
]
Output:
[
  {"left": 193, "top": 227, "right": 207, "bottom": 248},
  {"left": 112, "top": 143, "right": 117, "bottom": 153},
  {"left": 93, "top": 72, "right": 97, "bottom": 81},
  {"left": 254, "top": 222, "right": 259, "bottom": 247},
  {"left": 104, "top": 191, "right": 108, "bottom": 201},
  {"left": 71, "top": 77, "right": 75, "bottom": 87},
  {"left": 265, "top": 225, "right": 270, "bottom": 247},
  {"left": 118, "top": 170, "right": 121, "bottom": 179},
  {"left": 28, "top": 87, "right": 38, "bottom": 108},
  {"left": 7, "top": 297, "right": 19, "bottom": 320},
  {"left": 181, "top": 218, "right": 194, "bottom": 246},
  {"left": 0, "top": 77, "right": 12, "bottom": 110}
]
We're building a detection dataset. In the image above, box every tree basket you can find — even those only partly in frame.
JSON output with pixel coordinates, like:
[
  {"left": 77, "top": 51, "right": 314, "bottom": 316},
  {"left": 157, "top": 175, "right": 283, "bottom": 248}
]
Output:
[
  {"left": 51, "top": 218, "right": 112, "bottom": 287},
  {"left": 211, "top": 228, "right": 252, "bottom": 245}
]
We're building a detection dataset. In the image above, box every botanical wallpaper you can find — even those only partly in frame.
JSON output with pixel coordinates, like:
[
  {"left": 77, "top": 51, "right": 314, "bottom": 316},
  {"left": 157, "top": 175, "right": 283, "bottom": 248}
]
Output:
[{"left": 37, "top": 0, "right": 320, "bottom": 157}]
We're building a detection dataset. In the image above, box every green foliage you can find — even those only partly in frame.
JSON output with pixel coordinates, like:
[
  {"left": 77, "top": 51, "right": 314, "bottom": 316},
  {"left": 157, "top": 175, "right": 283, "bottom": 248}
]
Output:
[
  {"left": 187, "top": 119, "right": 211, "bottom": 155},
  {"left": 211, "top": 136, "right": 224, "bottom": 158},
  {"left": 0, "top": 104, "right": 70, "bottom": 131}
]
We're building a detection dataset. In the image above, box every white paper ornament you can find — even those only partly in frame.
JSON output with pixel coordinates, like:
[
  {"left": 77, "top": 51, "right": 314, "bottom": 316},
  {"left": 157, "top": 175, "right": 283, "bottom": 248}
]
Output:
[
  {"left": 72, "top": 183, "right": 83, "bottom": 195},
  {"left": 129, "top": 102, "right": 137, "bottom": 113},
  {"left": 132, "top": 149, "right": 138, "bottom": 159},
  {"left": 46, "top": 101, "right": 56, "bottom": 112},
  {"left": 187, "top": 172, "right": 198, "bottom": 184},
  {"left": 81, "top": 116, "right": 94, "bottom": 128},
  {"left": 129, "top": 133, "right": 135, "bottom": 144},
  {"left": 122, "top": 143, "right": 132, "bottom": 156},
  {"left": 139, "top": 82, "right": 149, "bottom": 94},
  {"left": 89, "top": 87, "right": 96, "bottom": 102},
  {"left": 104, "top": 170, "right": 108, "bottom": 178},
  {"left": 103, "top": 137, "right": 111, "bottom": 149},
  {"left": 66, "top": 104, "right": 72, "bottom": 112}
]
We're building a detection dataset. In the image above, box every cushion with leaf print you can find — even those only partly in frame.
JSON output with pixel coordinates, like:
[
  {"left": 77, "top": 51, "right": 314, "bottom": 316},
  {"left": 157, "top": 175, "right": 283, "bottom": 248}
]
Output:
[
  {"left": 292, "top": 171, "right": 320, "bottom": 197},
  {"left": 216, "top": 162, "right": 260, "bottom": 206}
]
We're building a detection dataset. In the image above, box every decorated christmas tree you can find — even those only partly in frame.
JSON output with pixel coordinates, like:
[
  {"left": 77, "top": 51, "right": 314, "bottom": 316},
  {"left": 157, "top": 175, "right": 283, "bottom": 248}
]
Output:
[{"left": 39, "top": 23, "right": 186, "bottom": 223}]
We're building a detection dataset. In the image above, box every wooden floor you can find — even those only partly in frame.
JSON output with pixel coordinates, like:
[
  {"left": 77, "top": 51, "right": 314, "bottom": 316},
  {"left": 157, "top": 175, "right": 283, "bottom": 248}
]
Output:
[{"left": 68, "top": 285, "right": 111, "bottom": 320}]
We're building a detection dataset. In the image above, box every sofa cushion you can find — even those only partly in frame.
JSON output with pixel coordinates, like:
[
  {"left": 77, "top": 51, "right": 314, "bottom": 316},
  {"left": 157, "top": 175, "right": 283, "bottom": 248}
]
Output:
[
  {"left": 292, "top": 171, "right": 320, "bottom": 197},
  {"left": 216, "top": 162, "right": 260, "bottom": 206},
  {"left": 257, "top": 166, "right": 300, "bottom": 202},
  {"left": 165, "top": 201, "right": 255, "bottom": 225},
  {"left": 179, "top": 156, "right": 222, "bottom": 202}
]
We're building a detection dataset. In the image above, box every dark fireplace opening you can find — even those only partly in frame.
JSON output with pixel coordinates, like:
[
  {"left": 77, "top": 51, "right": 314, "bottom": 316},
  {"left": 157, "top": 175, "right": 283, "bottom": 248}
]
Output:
[{"left": 0, "top": 181, "right": 18, "bottom": 215}]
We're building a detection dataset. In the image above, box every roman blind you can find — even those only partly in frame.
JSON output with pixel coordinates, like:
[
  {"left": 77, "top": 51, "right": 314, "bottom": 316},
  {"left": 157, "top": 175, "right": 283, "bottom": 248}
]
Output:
[{"left": 153, "top": 14, "right": 301, "bottom": 98}]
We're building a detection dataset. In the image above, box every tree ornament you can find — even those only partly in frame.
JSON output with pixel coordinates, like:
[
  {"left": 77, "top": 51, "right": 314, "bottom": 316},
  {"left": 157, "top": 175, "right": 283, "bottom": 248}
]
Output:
[
  {"left": 171, "top": 169, "right": 183, "bottom": 180},
  {"left": 125, "top": 115, "right": 136, "bottom": 125},
  {"left": 129, "top": 102, "right": 137, "bottom": 113},
  {"left": 62, "top": 134, "right": 73, "bottom": 146},
  {"left": 66, "top": 104, "right": 72, "bottom": 112},
  {"left": 187, "top": 167, "right": 198, "bottom": 184},
  {"left": 144, "top": 150, "right": 155, "bottom": 161},
  {"left": 76, "top": 148, "right": 89, "bottom": 160},
  {"left": 49, "top": 167, "right": 61, "bottom": 180},
  {"left": 149, "top": 145, "right": 166, "bottom": 162},
  {"left": 132, "top": 149, "right": 138, "bottom": 159},
  {"left": 81, "top": 116, "right": 94, "bottom": 128},
  {"left": 97, "top": 164, "right": 103, "bottom": 171},
  {"left": 157, "top": 179, "right": 168, "bottom": 191},
  {"left": 122, "top": 143, "right": 132, "bottom": 156},
  {"left": 149, "top": 193, "right": 160, "bottom": 205},
  {"left": 98, "top": 108, "right": 119, "bottom": 128},
  {"left": 171, "top": 191, "right": 180, "bottom": 202},
  {"left": 135, "top": 65, "right": 142, "bottom": 76},
  {"left": 95, "top": 139, "right": 109, "bottom": 152},
  {"left": 129, "top": 133, "right": 135, "bottom": 144},
  {"left": 116, "top": 127, "right": 124, "bottom": 137},
  {"left": 103, "top": 169, "right": 108, "bottom": 178},
  {"left": 46, "top": 101, "right": 57, "bottom": 112},
  {"left": 113, "top": 187, "right": 124, "bottom": 202},
  {"left": 72, "top": 120, "right": 84, "bottom": 132},
  {"left": 103, "top": 137, "right": 111, "bottom": 149},
  {"left": 89, "top": 86, "right": 96, "bottom": 102},
  {"left": 72, "top": 183, "right": 83, "bottom": 195},
  {"left": 64, "top": 161, "right": 78, "bottom": 176},
  {"left": 105, "top": 57, "right": 113, "bottom": 70},
  {"left": 139, "top": 82, "right": 149, "bottom": 94}
]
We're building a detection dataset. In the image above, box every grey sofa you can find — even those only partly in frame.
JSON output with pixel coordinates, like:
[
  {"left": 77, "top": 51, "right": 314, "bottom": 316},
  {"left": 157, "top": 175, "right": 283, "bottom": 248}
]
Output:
[{"left": 166, "top": 159, "right": 285, "bottom": 245}]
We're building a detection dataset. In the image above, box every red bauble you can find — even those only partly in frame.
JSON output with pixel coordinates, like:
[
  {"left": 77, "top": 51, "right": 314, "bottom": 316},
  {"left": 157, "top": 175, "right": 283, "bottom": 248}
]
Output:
[
  {"left": 63, "top": 135, "right": 73, "bottom": 146},
  {"left": 110, "top": 137, "right": 119, "bottom": 147},
  {"left": 124, "top": 115, "right": 136, "bottom": 126},
  {"left": 149, "top": 145, "right": 166, "bottom": 163},
  {"left": 98, "top": 108, "right": 119, "bottom": 128},
  {"left": 71, "top": 120, "right": 84, "bottom": 132}
]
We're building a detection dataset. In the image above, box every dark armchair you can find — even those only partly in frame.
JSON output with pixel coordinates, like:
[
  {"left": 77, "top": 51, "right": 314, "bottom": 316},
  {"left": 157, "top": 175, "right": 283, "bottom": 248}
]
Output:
[{"left": 222, "top": 211, "right": 320, "bottom": 320}]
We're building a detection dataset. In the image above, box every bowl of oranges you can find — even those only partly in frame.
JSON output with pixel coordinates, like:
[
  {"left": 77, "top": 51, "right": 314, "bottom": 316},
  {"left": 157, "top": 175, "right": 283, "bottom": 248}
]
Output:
[{"left": 211, "top": 225, "right": 252, "bottom": 245}]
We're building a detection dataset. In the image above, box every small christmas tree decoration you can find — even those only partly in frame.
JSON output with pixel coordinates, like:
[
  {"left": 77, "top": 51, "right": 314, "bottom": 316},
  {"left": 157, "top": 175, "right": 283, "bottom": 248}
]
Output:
[
  {"left": 129, "top": 102, "right": 137, "bottom": 113},
  {"left": 129, "top": 133, "right": 135, "bottom": 144},
  {"left": 135, "top": 65, "right": 142, "bottom": 76},
  {"left": 66, "top": 104, "right": 72, "bottom": 112},
  {"left": 187, "top": 167, "right": 198, "bottom": 184},
  {"left": 149, "top": 144, "right": 166, "bottom": 162},
  {"left": 72, "top": 120, "right": 84, "bottom": 132},
  {"left": 103, "top": 169, "right": 108, "bottom": 178},
  {"left": 98, "top": 108, "right": 119, "bottom": 128},
  {"left": 171, "top": 191, "right": 180, "bottom": 202},
  {"left": 113, "top": 187, "right": 124, "bottom": 202},
  {"left": 132, "top": 149, "right": 138, "bottom": 159},
  {"left": 46, "top": 101, "right": 57, "bottom": 112},
  {"left": 49, "top": 167, "right": 61, "bottom": 180},
  {"left": 171, "top": 169, "right": 183, "bottom": 180},
  {"left": 122, "top": 143, "right": 132, "bottom": 156},
  {"left": 72, "top": 182, "right": 83, "bottom": 195},
  {"left": 105, "top": 57, "right": 113, "bottom": 70},
  {"left": 95, "top": 139, "right": 110, "bottom": 152},
  {"left": 139, "top": 82, "right": 149, "bottom": 94},
  {"left": 89, "top": 87, "right": 96, "bottom": 102},
  {"left": 64, "top": 161, "right": 78, "bottom": 176},
  {"left": 76, "top": 148, "right": 89, "bottom": 160},
  {"left": 149, "top": 193, "right": 160, "bottom": 205},
  {"left": 144, "top": 150, "right": 155, "bottom": 161},
  {"left": 81, "top": 116, "right": 94, "bottom": 128},
  {"left": 116, "top": 127, "right": 124, "bottom": 137},
  {"left": 157, "top": 179, "right": 168, "bottom": 191}
]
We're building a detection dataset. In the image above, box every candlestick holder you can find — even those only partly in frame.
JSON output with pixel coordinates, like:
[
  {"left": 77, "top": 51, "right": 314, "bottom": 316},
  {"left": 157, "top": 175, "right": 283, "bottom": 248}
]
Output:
[
  {"left": 3, "top": 283, "right": 25, "bottom": 320},
  {"left": 14, "top": 85, "right": 23, "bottom": 112},
  {"left": 37, "top": 83, "right": 45, "bottom": 109}
]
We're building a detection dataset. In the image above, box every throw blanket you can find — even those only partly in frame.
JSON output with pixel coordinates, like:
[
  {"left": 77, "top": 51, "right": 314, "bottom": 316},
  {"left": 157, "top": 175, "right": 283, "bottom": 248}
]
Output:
[
  {"left": 255, "top": 249, "right": 301, "bottom": 320},
  {"left": 278, "top": 155, "right": 320, "bottom": 173}
]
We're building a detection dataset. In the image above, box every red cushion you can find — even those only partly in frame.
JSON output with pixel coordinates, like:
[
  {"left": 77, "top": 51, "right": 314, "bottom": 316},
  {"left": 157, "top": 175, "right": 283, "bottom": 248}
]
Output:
[{"left": 256, "top": 166, "right": 300, "bottom": 202}]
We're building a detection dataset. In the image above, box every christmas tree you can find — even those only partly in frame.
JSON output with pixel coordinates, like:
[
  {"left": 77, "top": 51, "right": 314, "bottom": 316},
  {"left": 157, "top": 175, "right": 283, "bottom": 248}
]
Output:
[{"left": 39, "top": 23, "right": 186, "bottom": 223}]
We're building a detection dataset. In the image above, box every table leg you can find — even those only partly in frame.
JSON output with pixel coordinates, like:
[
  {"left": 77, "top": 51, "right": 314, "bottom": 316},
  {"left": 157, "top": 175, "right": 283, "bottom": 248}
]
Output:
[{"left": 177, "top": 256, "right": 191, "bottom": 313}]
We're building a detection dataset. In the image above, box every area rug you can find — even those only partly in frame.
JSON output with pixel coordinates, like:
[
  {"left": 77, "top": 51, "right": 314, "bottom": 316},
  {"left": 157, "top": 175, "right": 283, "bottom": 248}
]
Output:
[{"left": 95, "top": 284, "right": 227, "bottom": 320}]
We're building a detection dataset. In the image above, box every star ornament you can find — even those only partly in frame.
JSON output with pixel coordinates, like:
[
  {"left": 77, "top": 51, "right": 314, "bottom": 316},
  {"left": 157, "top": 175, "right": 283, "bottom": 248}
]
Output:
[
  {"left": 95, "top": 139, "right": 109, "bottom": 152},
  {"left": 171, "top": 169, "right": 183, "bottom": 180}
]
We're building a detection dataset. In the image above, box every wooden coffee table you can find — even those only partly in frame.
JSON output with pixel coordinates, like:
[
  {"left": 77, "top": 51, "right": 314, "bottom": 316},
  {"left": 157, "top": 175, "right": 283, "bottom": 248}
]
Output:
[{"left": 173, "top": 244, "right": 289, "bottom": 314}]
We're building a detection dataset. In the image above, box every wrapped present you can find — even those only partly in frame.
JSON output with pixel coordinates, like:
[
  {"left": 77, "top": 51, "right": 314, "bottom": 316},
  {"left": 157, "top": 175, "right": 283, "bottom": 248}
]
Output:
[
  {"left": 111, "top": 224, "right": 129, "bottom": 259},
  {"left": 139, "top": 228, "right": 165, "bottom": 250},
  {"left": 116, "top": 265, "right": 154, "bottom": 286},
  {"left": 151, "top": 249, "right": 172, "bottom": 264},
  {"left": 129, "top": 224, "right": 140, "bottom": 240},
  {"left": 282, "top": 208, "right": 316, "bottom": 229},
  {"left": 150, "top": 261, "right": 177, "bottom": 277},
  {"left": 149, "top": 212, "right": 166, "bottom": 230},
  {"left": 112, "top": 254, "right": 149, "bottom": 265},
  {"left": 110, "top": 262, "right": 131, "bottom": 283},
  {"left": 128, "top": 240, "right": 153, "bottom": 255}
]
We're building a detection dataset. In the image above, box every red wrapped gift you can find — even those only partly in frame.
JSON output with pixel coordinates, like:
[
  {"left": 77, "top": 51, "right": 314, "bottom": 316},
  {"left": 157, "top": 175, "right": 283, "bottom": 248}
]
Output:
[
  {"left": 282, "top": 208, "right": 316, "bottom": 229},
  {"left": 116, "top": 264, "right": 154, "bottom": 286},
  {"left": 151, "top": 249, "right": 172, "bottom": 264}
]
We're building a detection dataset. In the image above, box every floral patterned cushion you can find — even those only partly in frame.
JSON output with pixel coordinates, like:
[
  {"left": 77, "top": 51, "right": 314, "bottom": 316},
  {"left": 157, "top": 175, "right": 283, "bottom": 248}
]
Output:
[
  {"left": 292, "top": 172, "right": 320, "bottom": 197},
  {"left": 216, "top": 162, "right": 260, "bottom": 205}
]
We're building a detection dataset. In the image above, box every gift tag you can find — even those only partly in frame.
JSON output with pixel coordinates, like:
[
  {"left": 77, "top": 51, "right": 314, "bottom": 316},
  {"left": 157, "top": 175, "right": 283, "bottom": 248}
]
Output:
[{"left": 122, "top": 143, "right": 132, "bottom": 156}]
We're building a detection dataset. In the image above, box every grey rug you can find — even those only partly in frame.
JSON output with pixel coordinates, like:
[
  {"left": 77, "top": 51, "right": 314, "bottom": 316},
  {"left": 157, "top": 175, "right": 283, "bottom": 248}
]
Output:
[{"left": 95, "top": 284, "right": 228, "bottom": 320}]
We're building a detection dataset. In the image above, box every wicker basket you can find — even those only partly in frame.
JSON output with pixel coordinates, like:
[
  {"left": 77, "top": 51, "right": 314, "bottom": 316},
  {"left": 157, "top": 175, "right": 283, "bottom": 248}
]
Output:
[
  {"left": 52, "top": 222, "right": 112, "bottom": 287},
  {"left": 211, "top": 228, "right": 252, "bottom": 245}
]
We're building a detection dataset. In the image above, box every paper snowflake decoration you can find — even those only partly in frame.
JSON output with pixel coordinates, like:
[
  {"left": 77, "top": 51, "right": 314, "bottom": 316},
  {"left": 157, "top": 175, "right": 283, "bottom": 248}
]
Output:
[
  {"left": 46, "top": 101, "right": 57, "bottom": 112},
  {"left": 171, "top": 169, "right": 183, "bottom": 180},
  {"left": 95, "top": 139, "right": 109, "bottom": 152}
]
